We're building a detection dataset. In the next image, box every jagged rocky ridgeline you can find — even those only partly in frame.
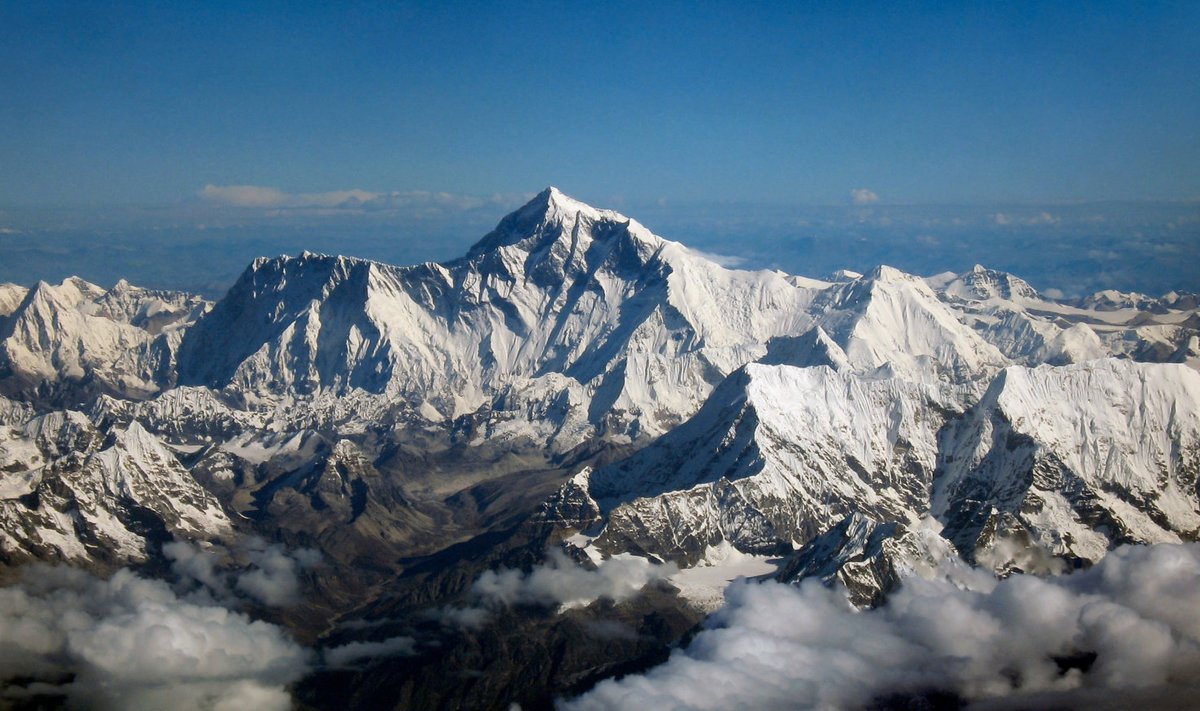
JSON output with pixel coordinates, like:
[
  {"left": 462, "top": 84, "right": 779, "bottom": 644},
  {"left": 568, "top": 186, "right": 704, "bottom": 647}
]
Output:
[{"left": 0, "top": 187, "right": 1198, "bottom": 607}]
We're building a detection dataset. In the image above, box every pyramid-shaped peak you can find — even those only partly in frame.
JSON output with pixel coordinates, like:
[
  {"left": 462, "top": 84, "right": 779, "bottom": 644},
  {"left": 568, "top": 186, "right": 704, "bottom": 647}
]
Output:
[
  {"left": 864, "top": 264, "right": 916, "bottom": 283},
  {"left": 118, "top": 419, "right": 162, "bottom": 450},
  {"left": 468, "top": 187, "right": 658, "bottom": 258},
  {"left": 525, "top": 186, "right": 624, "bottom": 223},
  {"left": 827, "top": 269, "right": 863, "bottom": 282},
  {"left": 25, "top": 276, "right": 100, "bottom": 310},
  {"left": 950, "top": 263, "right": 1042, "bottom": 302}
]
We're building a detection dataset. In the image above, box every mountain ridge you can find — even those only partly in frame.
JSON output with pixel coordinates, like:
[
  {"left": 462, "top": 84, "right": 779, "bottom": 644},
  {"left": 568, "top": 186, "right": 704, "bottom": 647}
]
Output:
[{"left": 0, "top": 188, "right": 1198, "bottom": 708}]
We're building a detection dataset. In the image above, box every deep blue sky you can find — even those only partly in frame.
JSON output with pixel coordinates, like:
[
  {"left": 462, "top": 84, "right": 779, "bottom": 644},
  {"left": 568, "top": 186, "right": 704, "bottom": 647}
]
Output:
[
  {"left": 0, "top": 2, "right": 1197, "bottom": 297},
  {"left": 2, "top": 1, "right": 1198, "bottom": 207}
]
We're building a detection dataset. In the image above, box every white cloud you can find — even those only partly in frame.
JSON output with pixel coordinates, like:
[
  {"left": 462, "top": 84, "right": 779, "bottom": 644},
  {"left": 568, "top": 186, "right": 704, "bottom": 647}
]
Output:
[
  {"left": 164, "top": 540, "right": 225, "bottom": 592},
  {"left": 991, "top": 211, "right": 1060, "bottom": 227},
  {"left": 323, "top": 635, "right": 417, "bottom": 668},
  {"left": 436, "top": 549, "right": 676, "bottom": 629},
  {"left": 200, "top": 184, "right": 291, "bottom": 208},
  {"left": 199, "top": 184, "right": 531, "bottom": 216},
  {"left": 432, "top": 604, "right": 492, "bottom": 631},
  {"left": 564, "top": 543, "right": 1200, "bottom": 710},
  {"left": 200, "top": 184, "right": 379, "bottom": 209},
  {"left": 165, "top": 539, "right": 320, "bottom": 607},
  {"left": 473, "top": 550, "right": 674, "bottom": 610},
  {"left": 235, "top": 540, "right": 321, "bottom": 607},
  {"left": 0, "top": 566, "right": 310, "bottom": 710},
  {"left": 851, "top": 188, "right": 880, "bottom": 205}
]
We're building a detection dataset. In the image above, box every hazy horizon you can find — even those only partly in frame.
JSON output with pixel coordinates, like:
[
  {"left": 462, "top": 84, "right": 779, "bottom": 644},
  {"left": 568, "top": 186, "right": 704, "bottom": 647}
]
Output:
[
  {"left": 3, "top": 2, "right": 1197, "bottom": 297},
  {"left": 1, "top": 190, "right": 1196, "bottom": 299}
]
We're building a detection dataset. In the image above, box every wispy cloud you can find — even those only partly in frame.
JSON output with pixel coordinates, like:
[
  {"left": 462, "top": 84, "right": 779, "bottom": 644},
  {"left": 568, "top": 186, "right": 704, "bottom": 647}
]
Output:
[
  {"left": 200, "top": 184, "right": 376, "bottom": 208},
  {"left": 323, "top": 636, "right": 417, "bottom": 668},
  {"left": 199, "top": 184, "right": 532, "bottom": 215},
  {"left": 992, "top": 210, "right": 1060, "bottom": 227}
]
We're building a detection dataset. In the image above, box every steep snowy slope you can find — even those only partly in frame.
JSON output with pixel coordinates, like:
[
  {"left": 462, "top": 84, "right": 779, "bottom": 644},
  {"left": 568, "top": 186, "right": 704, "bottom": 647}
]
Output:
[
  {"left": 0, "top": 284, "right": 27, "bottom": 319},
  {"left": 551, "top": 363, "right": 967, "bottom": 565},
  {"left": 929, "top": 264, "right": 1197, "bottom": 367},
  {"left": 775, "top": 513, "right": 964, "bottom": 607},
  {"left": 553, "top": 357, "right": 1200, "bottom": 603},
  {"left": 177, "top": 188, "right": 824, "bottom": 440},
  {"left": 0, "top": 412, "right": 230, "bottom": 565},
  {"left": 934, "top": 359, "right": 1200, "bottom": 567},
  {"left": 801, "top": 265, "right": 1010, "bottom": 381},
  {"left": 0, "top": 277, "right": 206, "bottom": 402},
  {"left": 933, "top": 263, "right": 1045, "bottom": 304}
]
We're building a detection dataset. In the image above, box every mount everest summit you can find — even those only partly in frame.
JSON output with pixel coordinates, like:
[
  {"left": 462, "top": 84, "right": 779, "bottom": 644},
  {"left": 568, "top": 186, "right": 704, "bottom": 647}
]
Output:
[{"left": 0, "top": 188, "right": 1198, "bottom": 709}]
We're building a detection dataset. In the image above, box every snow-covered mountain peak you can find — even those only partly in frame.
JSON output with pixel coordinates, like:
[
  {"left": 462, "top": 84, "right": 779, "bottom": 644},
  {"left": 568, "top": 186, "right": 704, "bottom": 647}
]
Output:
[
  {"left": 574, "top": 361, "right": 966, "bottom": 564},
  {"left": 228, "top": 251, "right": 380, "bottom": 310},
  {"left": 542, "top": 185, "right": 603, "bottom": 218},
  {"left": 0, "top": 276, "right": 207, "bottom": 402},
  {"left": 87, "top": 280, "right": 207, "bottom": 332},
  {"left": 813, "top": 264, "right": 1010, "bottom": 381},
  {"left": 21, "top": 277, "right": 103, "bottom": 313},
  {"left": 864, "top": 264, "right": 914, "bottom": 284},
  {"left": 759, "top": 325, "right": 852, "bottom": 371},
  {"left": 826, "top": 269, "right": 863, "bottom": 282},
  {"left": 0, "top": 284, "right": 28, "bottom": 318},
  {"left": 535, "top": 186, "right": 623, "bottom": 223},
  {"left": 934, "top": 358, "right": 1200, "bottom": 566},
  {"left": 938, "top": 264, "right": 1043, "bottom": 304},
  {"left": 465, "top": 187, "right": 663, "bottom": 262}
]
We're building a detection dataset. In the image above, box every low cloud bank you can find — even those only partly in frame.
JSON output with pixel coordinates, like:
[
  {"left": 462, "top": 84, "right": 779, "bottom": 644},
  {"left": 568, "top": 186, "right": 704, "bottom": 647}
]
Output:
[
  {"left": 0, "top": 566, "right": 310, "bottom": 710},
  {"left": 438, "top": 549, "right": 676, "bottom": 629},
  {"left": 564, "top": 543, "right": 1200, "bottom": 710}
]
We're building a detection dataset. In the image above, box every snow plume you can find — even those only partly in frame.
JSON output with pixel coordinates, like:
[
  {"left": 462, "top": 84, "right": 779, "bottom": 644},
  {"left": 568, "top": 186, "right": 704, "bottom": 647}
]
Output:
[
  {"left": 684, "top": 247, "right": 747, "bottom": 268},
  {"left": 437, "top": 550, "right": 676, "bottom": 629},
  {"left": 564, "top": 543, "right": 1200, "bottom": 710},
  {"left": 165, "top": 538, "right": 321, "bottom": 607},
  {"left": 0, "top": 565, "right": 310, "bottom": 710}
]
